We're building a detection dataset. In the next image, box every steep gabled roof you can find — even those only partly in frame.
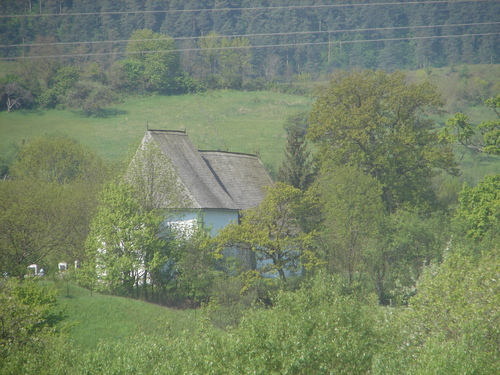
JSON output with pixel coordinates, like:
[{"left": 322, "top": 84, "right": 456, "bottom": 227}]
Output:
[
  {"left": 200, "top": 151, "right": 273, "bottom": 210},
  {"left": 145, "top": 129, "right": 273, "bottom": 210}
]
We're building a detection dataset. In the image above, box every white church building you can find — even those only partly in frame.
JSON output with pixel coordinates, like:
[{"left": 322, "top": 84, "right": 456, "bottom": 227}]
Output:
[{"left": 133, "top": 129, "right": 274, "bottom": 235}]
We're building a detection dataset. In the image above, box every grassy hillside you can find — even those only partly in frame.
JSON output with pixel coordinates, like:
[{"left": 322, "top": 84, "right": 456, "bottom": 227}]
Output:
[
  {"left": 1, "top": 65, "right": 498, "bottom": 180},
  {"left": 0, "top": 90, "right": 314, "bottom": 175},
  {"left": 408, "top": 64, "right": 500, "bottom": 114},
  {"left": 53, "top": 282, "right": 195, "bottom": 350}
]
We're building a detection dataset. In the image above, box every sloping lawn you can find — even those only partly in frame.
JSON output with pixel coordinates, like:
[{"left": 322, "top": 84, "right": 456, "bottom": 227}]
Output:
[{"left": 53, "top": 283, "right": 195, "bottom": 350}]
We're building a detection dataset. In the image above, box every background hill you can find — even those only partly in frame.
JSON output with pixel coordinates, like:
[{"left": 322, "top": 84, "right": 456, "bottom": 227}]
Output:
[
  {"left": 1, "top": 0, "right": 499, "bottom": 74},
  {"left": 1, "top": 64, "right": 499, "bottom": 181},
  {"left": 0, "top": 90, "right": 313, "bottom": 175}
]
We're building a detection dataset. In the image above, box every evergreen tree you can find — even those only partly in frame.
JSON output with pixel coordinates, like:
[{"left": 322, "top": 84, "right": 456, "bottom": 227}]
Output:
[{"left": 277, "top": 112, "right": 314, "bottom": 191}]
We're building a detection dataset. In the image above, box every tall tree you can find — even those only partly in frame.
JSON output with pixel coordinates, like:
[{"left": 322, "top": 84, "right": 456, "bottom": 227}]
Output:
[
  {"left": 6, "top": 136, "right": 109, "bottom": 271},
  {"left": 65, "top": 80, "right": 118, "bottom": 117},
  {"left": 11, "top": 135, "right": 106, "bottom": 184},
  {"left": 123, "top": 29, "right": 184, "bottom": 94},
  {"left": 453, "top": 174, "right": 500, "bottom": 242},
  {"left": 197, "top": 32, "right": 252, "bottom": 89},
  {"left": 314, "top": 164, "right": 385, "bottom": 286},
  {"left": 218, "top": 36, "right": 252, "bottom": 89},
  {"left": 376, "top": 251, "right": 500, "bottom": 374},
  {"left": 308, "top": 70, "right": 458, "bottom": 212},
  {"left": 85, "top": 182, "right": 168, "bottom": 299},
  {"left": 0, "top": 179, "right": 63, "bottom": 277},
  {"left": 0, "top": 278, "right": 67, "bottom": 373},
  {"left": 277, "top": 111, "right": 314, "bottom": 191}
]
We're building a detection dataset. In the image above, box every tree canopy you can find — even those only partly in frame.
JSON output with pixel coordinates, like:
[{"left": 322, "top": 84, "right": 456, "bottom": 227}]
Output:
[
  {"left": 2, "top": 1, "right": 499, "bottom": 74},
  {"left": 453, "top": 174, "right": 500, "bottom": 242},
  {"left": 11, "top": 135, "right": 107, "bottom": 184},
  {"left": 277, "top": 111, "right": 314, "bottom": 191},
  {"left": 440, "top": 94, "right": 500, "bottom": 156},
  {"left": 308, "top": 70, "right": 459, "bottom": 212},
  {"left": 215, "top": 183, "right": 318, "bottom": 281},
  {"left": 85, "top": 182, "right": 168, "bottom": 298},
  {"left": 122, "top": 29, "right": 184, "bottom": 94}
]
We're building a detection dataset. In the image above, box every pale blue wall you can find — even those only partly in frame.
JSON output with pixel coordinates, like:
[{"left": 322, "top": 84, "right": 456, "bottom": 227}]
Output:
[
  {"left": 204, "top": 209, "right": 239, "bottom": 236},
  {"left": 166, "top": 209, "right": 239, "bottom": 237}
]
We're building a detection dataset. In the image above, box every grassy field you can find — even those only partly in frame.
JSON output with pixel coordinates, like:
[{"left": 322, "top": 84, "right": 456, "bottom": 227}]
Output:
[
  {"left": 52, "top": 282, "right": 195, "bottom": 350},
  {"left": 0, "top": 90, "right": 314, "bottom": 175},
  {"left": 1, "top": 65, "right": 499, "bottom": 180}
]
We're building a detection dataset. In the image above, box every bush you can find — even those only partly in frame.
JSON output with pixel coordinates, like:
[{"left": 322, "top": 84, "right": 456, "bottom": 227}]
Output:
[{"left": 0, "top": 278, "right": 69, "bottom": 374}]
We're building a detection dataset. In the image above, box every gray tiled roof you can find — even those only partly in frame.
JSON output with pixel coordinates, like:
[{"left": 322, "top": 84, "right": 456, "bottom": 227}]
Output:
[{"left": 145, "top": 130, "right": 273, "bottom": 210}]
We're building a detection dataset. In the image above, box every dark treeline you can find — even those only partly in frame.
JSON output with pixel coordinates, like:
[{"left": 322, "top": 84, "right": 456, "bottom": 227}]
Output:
[{"left": 1, "top": 0, "right": 499, "bottom": 74}]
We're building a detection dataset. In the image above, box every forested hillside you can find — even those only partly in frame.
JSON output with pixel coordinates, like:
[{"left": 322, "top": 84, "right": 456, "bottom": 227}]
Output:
[
  {"left": 1, "top": 0, "right": 499, "bottom": 75},
  {"left": 1, "top": 1, "right": 499, "bottom": 115}
]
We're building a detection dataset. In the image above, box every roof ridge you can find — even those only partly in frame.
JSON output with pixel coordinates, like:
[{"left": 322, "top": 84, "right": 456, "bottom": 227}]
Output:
[
  {"left": 148, "top": 129, "right": 186, "bottom": 134},
  {"left": 199, "top": 150, "right": 259, "bottom": 158}
]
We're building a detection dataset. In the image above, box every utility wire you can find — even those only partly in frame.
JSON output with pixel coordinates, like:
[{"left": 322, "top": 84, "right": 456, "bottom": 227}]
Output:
[
  {"left": 0, "top": 0, "right": 494, "bottom": 18},
  {"left": 1, "top": 22, "right": 497, "bottom": 49},
  {"left": 1, "top": 32, "right": 495, "bottom": 61}
]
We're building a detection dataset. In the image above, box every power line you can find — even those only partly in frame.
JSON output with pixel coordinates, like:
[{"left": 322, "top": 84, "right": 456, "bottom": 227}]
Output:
[
  {"left": 0, "top": 0, "right": 494, "bottom": 18},
  {"left": 1, "top": 22, "right": 497, "bottom": 49},
  {"left": 1, "top": 32, "right": 495, "bottom": 61}
]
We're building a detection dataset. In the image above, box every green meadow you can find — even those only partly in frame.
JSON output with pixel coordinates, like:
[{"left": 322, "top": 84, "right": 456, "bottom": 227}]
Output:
[
  {"left": 1, "top": 66, "right": 499, "bottom": 181},
  {"left": 53, "top": 282, "right": 195, "bottom": 350},
  {"left": 0, "top": 90, "right": 314, "bottom": 174}
]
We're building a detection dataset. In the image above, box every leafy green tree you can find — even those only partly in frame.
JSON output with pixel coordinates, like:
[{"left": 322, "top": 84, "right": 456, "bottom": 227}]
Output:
[
  {"left": 0, "top": 179, "right": 64, "bottom": 277},
  {"left": 453, "top": 174, "right": 500, "bottom": 242},
  {"left": 23, "top": 36, "right": 62, "bottom": 89},
  {"left": 219, "top": 36, "right": 252, "bottom": 89},
  {"left": 0, "top": 137, "right": 109, "bottom": 275},
  {"left": 374, "top": 251, "right": 500, "bottom": 374},
  {"left": 85, "top": 182, "right": 168, "bottom": 298},
  {"left": 0, "top": 278, "right": 68, "bottom": 374},
  {"left": 440, "top": 95, "right": 500, "bottom": 156},
  {"left": 8, "top": 136, "right": 108, "bottom": 269},
  {"left": 376, "top": 210, "right": 450, "bottom": 305},
  {"left": 65, "top": 80, "right": 119, "bottom": 117},
  {"left": 314, "top": 164, "right": 385, "bottom": 286},
  {"left": 123, "top": 29, "right": 183, "bottom": 94},
  {"left": 218, "top": 274, "right": 383, "bottom": 374},
  {"left": 11, "top": 135, "right": 107, "bottom": 185},
  {"left": 0, "top": 176, "right": 107, "bottom": 277},
  {"left": 216, "top": 183, "right": 318, "bottom": 281},
  {"left": 174, "top": 222, "right": 219, "bottom": 306},
  {"left": 207, "top": 270, "right": 267, "bottom": 328},
  {"left": 198, "top": 31, "right": 221, "bottom": 76},
  {"left": 197, "top": 32, "right": 252, "bottom": 89},
  {"left": 277, "top": 111, "right": 314, "bottom": 191},
  {"left": 38, "top": 65, "right": 80, "bottom": 109},
  {"left": 308, "top": 70, "right": 459, "bottom": 212}
]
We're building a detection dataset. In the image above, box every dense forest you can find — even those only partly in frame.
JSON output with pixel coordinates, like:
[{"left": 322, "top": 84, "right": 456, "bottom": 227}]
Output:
[
  {"left": 1, "top": 0, "right": 499, "bottom": 114},
  {"left": 1, "top": 0, "right": 499, "bottom": 75}
]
